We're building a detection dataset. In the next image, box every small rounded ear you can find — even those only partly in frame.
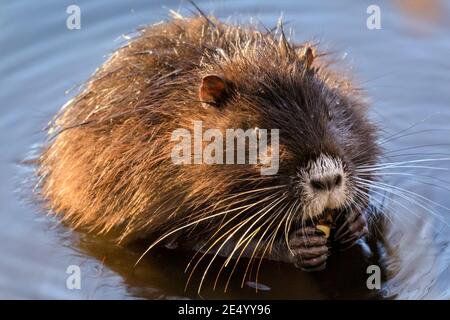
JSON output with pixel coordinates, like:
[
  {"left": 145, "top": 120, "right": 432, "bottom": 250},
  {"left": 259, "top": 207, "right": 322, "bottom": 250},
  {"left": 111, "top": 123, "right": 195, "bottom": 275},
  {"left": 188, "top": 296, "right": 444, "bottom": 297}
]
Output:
[
  {"left": 304, "top": 47, "right": 315, "bottom": 70},
  {"left": 199, "top": 75, "right": 227, "bottom": 107}
]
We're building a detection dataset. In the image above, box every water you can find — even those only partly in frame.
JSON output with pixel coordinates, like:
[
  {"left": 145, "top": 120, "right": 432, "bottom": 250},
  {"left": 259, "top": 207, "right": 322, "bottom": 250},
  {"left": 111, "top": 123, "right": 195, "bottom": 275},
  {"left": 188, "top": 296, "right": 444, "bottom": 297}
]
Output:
[{"left": 1, "top": 0, "right": 449, "bottom": 299}]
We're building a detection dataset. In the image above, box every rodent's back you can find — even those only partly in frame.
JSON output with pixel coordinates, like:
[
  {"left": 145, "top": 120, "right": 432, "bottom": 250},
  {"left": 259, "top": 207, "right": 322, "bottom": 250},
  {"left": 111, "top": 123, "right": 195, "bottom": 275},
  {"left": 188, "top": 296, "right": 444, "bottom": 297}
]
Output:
[
  {"left": 39, "top": 17, "right": 219, "bottom": 240},
  {"left": 38, "top": 17, "right": 268, "bottom": 241}
]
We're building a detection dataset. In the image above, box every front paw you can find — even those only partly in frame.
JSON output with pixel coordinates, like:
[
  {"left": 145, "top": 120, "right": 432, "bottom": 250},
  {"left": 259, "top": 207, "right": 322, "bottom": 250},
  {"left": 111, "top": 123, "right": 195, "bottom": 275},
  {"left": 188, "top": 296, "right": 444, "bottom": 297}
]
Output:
[
  {"left": 335, "top": 208, "right": 369, "bottom": 250},
  {"left": 288, "top": 227, "right": 329, "bottom": 271}
]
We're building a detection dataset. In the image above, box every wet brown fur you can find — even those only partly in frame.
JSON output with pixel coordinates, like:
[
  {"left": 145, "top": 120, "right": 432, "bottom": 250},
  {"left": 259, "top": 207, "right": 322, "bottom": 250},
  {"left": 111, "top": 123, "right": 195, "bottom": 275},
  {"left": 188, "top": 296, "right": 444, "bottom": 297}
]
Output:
[{"left": 37, "top": 15, "right": 380, "bottom": 246}]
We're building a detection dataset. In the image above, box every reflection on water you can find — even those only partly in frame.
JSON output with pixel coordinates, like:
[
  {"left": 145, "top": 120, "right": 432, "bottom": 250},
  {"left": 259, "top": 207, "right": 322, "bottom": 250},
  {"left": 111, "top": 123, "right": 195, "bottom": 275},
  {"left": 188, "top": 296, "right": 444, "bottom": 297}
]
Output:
[
  {"left": 76, "top": 233, "right": 384, "bottom": 299},
  {"left": 1, "top": 0, "right": 449, "bottom": 299}
]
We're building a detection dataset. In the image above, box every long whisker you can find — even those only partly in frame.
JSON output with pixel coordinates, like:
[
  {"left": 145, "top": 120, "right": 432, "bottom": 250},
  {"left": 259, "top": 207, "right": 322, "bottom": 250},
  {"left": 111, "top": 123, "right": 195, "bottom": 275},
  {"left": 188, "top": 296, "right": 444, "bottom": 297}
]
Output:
[
  {"left": 219, "top": 227, "right": 260, "bottom": 292},
  {"left": 185, "top": 187, "right": 288, "bottom": 237},
  {"left": 246, "top": 200, "right": 297, "bottom": 287},
  {"left": 358, "top": 172, "right": 450, "bottom": 188},
  {"left": 135, "top": 199, "right": 267, "bottom": 267},
  {"left": 240, "top": 206, "right": 288, "bottom": 288},
  {"left": 354, "top": 180, "right": 450, "bottom": 228},
  {"left": 252, "top": 198, "right": 305, "bottom": 288},
  {"left": 211, "top": 196, "right": 288, "bottom": 291},
  {"left": 284, "top": 200, "right": 299, "bottom": 255},
  {"left": 223, "top": 201, "right": 290, "bottom": 292},
  {"left": 184, "top": 192, "right": 281, "bottom": 276},
  {"left": 355, "top": 177, "right": 450, "bottom": 212},
  {"left": 384, "top": 142, "right": 450, "bottom": 154},
  {"left": 354, "top": 182, "right": 421, "bottom": 226},
  {"left": 357, "top": 165, "right": 448, "bottom": 172},
  {"left": 334, "top": 190, "right": 369, "bottom": 239},
  {"left": 352, "top": 114, "right": 447, "bottom": 160},
  {"left": 358, "top": 157, "right": 450, "bottom": 169},
  {"left": 194, "top": 195, "right": 284, "bottom": 293},
  {"left": 223, "top": 195, "right": 288, "bottom": 267}
]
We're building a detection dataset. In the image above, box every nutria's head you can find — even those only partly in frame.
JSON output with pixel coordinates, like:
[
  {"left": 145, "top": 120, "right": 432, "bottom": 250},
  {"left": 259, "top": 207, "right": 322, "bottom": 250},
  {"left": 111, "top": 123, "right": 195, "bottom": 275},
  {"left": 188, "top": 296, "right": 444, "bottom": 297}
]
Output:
[
  {"left": 37, "top": 16, "right": 380, "bottom": 249},
  {"left": 167, "top": 46, "right": 380, "bottom": 234}
]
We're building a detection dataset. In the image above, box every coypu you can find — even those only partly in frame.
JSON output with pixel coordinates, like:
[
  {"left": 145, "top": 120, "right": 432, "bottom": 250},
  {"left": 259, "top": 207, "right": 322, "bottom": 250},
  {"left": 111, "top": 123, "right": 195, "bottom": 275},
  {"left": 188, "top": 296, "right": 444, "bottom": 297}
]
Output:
[{"left": 36, "top": 13, "right": 381, "bottom": 282}]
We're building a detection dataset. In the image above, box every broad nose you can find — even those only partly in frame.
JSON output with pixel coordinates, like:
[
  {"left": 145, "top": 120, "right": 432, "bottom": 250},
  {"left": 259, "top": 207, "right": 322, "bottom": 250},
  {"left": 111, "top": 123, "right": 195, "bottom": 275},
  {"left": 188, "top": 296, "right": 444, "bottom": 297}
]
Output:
[{"left": 310, "top": 174, "right": 342, "bottom": 191}]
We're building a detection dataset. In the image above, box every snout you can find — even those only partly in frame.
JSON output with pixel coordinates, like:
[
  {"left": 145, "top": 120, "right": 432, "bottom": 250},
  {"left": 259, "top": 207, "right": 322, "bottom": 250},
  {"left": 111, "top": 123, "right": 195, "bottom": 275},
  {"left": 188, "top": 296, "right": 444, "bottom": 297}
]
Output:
[
  {"left": 310, "top": 173, "right": 342, "bottom": 191},
  {"left": 300, "top": 154, "right": 349, "bottom": 218}
]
